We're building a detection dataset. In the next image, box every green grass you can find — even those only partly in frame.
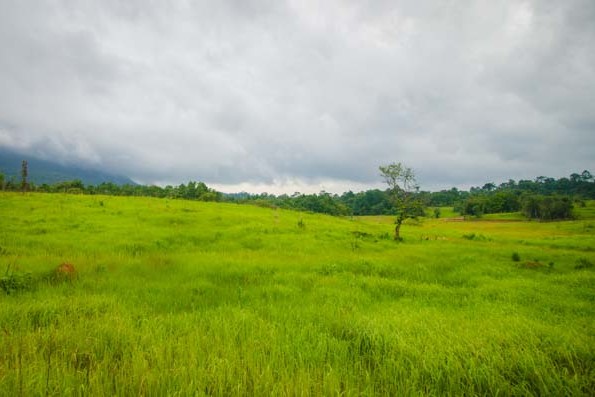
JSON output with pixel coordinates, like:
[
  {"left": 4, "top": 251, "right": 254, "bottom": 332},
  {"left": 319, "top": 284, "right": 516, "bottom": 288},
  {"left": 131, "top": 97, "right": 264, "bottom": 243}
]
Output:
[
  {"left": 426, "top": 206, "right": 459, "bottom": 218},
  {"left": 1, "top": 193, "right": 594, "bottom": 395},
  {"left": 481, "top": 212, "right": 526, "bottom": 221},
  {"left": 576, "top": 199, "right": 595, "bottom": 220}
]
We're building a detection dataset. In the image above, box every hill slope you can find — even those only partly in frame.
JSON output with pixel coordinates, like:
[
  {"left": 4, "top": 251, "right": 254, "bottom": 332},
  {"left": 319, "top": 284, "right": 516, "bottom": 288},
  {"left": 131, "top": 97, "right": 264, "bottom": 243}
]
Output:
[{"left": 0, "top": 147, "right": 135, "bottom": 185}]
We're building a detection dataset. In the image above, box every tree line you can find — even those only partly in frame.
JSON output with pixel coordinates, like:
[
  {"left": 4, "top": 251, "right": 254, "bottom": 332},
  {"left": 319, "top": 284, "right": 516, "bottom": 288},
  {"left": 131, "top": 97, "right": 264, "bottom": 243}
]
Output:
[
  {"left": 0, "top": 171, "right": 222, "bottom": 202},
  {"left": 0, "top": 164, "right": 592, "bottom": 221},
  {"left": 228, "top": 171, "right": 594, "bottom": 221},
  {"left": 450, "top": 171, "right": 593, "bottom": 220}
]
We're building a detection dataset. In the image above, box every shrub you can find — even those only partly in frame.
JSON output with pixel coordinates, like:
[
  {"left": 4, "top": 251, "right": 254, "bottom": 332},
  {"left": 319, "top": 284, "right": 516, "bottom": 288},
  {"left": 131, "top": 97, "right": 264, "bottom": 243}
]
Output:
[
  {"left": 0, "top": 269, "right": 34, "bottom": 294},
  {"left": 575, "top": 258, "right": 593, "bottom": 270},
  {"left": 521, "top": 194, "right": 573, "bottom": 221},
  {"left": 512, "top": 252, "right": 521, "bottom": 262},
  {"left": 378, "top": 232, "right": 391, "bottom": 240},
  {"left": 462, "top": 233, "right": 489, "bottom": 241}
]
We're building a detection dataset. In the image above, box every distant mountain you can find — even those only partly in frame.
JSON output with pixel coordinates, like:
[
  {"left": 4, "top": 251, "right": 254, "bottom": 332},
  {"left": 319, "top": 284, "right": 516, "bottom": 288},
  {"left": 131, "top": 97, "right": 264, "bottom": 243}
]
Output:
[{"left": 0, "top": 147, "right": 136, "bottom": 186}]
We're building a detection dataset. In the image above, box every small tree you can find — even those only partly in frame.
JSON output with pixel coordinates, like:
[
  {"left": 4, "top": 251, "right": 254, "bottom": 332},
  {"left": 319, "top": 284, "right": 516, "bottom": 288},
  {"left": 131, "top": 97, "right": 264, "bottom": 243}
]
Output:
[
  {"left": 379, "top": 162, "right": 423, "bottom": 240},
  {"left": 21, "top": 160, "right": 28, "bottom": 193}
]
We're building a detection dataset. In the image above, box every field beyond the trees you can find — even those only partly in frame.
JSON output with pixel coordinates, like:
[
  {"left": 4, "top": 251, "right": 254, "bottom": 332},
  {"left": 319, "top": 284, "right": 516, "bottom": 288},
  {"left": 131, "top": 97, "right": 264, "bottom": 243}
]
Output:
[{"left": 0, "top": 193, "right": 594, "bottom": 395}]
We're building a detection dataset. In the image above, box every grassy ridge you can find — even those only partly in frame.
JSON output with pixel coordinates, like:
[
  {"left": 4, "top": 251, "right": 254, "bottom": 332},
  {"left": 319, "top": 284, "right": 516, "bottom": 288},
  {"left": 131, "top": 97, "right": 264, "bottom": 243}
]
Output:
[{"left": 0, "top": 193, "right": 594, "bottom": 395}]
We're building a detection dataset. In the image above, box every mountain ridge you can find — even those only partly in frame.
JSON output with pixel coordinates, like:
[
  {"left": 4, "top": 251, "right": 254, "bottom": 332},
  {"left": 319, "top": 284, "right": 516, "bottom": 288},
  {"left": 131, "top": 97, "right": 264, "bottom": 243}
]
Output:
[{"left": 0, "top": 147, "right": 136, "bottom": 186}]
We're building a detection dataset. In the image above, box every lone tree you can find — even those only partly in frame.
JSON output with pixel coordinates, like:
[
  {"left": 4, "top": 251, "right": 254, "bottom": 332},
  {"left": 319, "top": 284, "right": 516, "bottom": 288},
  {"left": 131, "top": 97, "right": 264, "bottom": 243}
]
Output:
[
  {"left": 21, "top": 160, "right": 28, "bottom": 193},
  {"left": 379, "top": 162, "right": 422, "bottom": 240}
]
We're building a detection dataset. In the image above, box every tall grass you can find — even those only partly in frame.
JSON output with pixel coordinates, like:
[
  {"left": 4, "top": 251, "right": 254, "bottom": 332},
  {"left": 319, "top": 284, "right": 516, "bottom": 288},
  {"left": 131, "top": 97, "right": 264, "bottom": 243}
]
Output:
[{"left": 0, "top": 193, "right": 593, "bottom": 395}]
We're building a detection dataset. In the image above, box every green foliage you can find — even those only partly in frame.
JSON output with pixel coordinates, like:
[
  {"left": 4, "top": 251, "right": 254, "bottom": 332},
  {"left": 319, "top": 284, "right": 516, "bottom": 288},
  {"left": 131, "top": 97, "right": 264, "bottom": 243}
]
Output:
[
  {"left": 341, "top": 189, "right": 393, "bottom": 215},
  {"left": 379, "top": 162, "right": 424, "bottom": 240},
  {"left": 512, "top": 252, "right": 521, "bottom": 262},
  {"left": 458, "top": 191, "right": 520, "bottom": 217},
  {"left": 3, "top": 162, "right": 592, "bottom": 221},
  {"left": 521, "top": 194, "right": 574, "bottom": 221},
  {"left": 0, "top": 267, "right": 34, "bottom": 295},
  {"left": 297, "top": 217, "right": 306, "bottom": 229},
  {"left": 461, "top": 233, "right": 490, "bottom": 241},
  {"left": 429, "top": 187, "right": 467, "bottom": 206},
  {"left": 575, "top": 258, "right": 593, "bottom": 270},
  {"left": 460, "top": 196, "right": 486, "bottom": 217},
  {"left": 453, "top": 171, "right": 593, "bottom": 218}
]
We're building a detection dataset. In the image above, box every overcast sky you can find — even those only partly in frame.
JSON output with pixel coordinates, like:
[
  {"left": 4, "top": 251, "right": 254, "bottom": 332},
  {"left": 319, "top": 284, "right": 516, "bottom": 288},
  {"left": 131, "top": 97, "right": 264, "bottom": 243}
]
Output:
[{"left": 0, "top": 0, "right": 593, "bottom": 193}]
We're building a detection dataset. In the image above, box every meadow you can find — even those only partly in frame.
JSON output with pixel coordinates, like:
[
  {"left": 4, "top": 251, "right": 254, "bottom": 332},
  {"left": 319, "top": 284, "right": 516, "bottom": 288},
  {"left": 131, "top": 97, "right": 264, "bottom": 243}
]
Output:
[{"left": 0, "top": 192, "right": 594, "bottom": 396}]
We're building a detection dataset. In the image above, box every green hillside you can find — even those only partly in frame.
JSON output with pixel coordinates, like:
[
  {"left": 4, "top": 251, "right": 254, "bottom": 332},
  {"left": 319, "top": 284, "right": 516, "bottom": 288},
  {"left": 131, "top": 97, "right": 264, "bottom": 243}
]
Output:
[{"left": 1, "top": 193, "right": 594, "bottom": 395}]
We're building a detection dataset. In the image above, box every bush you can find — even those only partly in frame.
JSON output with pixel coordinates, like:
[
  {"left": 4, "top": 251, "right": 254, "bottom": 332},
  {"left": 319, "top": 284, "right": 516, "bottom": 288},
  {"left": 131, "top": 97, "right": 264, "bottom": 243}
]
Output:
[
  {"left": 462, "top": 233, "right": 489, "bottom": 241},
  {"left": 0, "top": 270, "right": 34, "bottom": 294},
  {"left": 297, "top": 218, "right": 306, "bottom": 229},
  {"left": 521, "top": 194, "right": 573, "bottom": 221},
  {"left": 575, "top": 258, "right": 593, "bottom": 270},
  {"left": 512, "top": 252, "right": 521, "bottom": 262}
]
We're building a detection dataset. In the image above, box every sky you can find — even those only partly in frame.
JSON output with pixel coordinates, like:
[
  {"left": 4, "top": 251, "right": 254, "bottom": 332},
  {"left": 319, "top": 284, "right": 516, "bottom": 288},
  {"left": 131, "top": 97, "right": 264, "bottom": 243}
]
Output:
[{"left": 0, "top": 0, "right": 594, "bottom": 194}]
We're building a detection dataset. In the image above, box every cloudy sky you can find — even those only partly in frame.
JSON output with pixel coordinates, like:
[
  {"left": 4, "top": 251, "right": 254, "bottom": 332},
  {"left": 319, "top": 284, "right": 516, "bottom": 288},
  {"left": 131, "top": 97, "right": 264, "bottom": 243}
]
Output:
[{"left": 0, "top": 0, "right": 593, "bottom": 193}]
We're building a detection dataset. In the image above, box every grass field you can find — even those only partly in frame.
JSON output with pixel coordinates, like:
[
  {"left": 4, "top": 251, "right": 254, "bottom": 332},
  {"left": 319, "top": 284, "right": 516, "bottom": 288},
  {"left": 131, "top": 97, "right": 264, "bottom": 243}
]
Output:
[{"left": 1, "top": 192, "right": 594, "bottom": 395}]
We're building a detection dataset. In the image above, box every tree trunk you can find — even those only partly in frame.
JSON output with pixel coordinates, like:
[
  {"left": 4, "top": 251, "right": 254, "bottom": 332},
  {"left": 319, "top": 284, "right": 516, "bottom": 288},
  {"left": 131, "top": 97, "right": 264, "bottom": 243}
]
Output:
[{"left": 394, "top": 217, "right": 403, "bottom": 241}]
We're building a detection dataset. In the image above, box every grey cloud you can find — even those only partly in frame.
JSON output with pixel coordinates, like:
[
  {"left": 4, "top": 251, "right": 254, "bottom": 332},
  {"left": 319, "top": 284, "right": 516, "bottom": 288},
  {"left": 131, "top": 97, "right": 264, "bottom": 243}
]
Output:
[{"left": 0, "top": 0, "right": 593, "bottom": 192}]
